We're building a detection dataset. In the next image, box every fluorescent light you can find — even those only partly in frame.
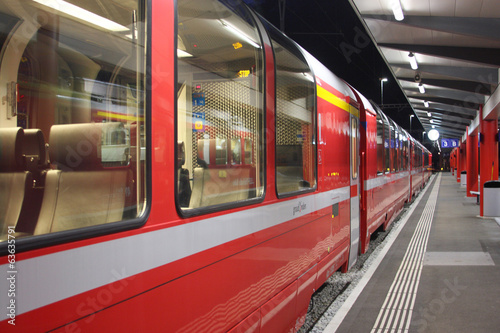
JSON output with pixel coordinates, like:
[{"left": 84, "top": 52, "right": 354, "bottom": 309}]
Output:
[
  {"left": 33, "top": 0, "right": 128, "bottom": 32},
  {"left": 220, "top": 20, "right": 261, "bottom": 49},
  {"left": 424, "top": 101, "right": 429, "bottom": 108},
  {"left": 177, "top": 49, "right": 193, "bottom": 58},
  {"left": 408, "top": 52, "right": 418, "bottom": 70},
  {"left": 419, "top": 83, "right": 425, "bottom": 94},
  {"left": 427, "top": 111, "right": 432, "bottom": 117},
  {"left": 392, "top": 0, "right": 404, "bottom": 21},
  {"left": 381, "top": 78, "right": 388, "bottom": 82}
]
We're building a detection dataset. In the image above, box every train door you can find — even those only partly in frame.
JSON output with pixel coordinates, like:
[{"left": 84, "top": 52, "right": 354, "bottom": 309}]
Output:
[{"left": 349, "top": 109, "right": 360, "bottom": 268}]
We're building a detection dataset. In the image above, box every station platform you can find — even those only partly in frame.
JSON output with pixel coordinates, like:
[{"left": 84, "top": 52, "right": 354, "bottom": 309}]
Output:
[{"left": 324, "top": 172, "right": 500, "bottom": 333}]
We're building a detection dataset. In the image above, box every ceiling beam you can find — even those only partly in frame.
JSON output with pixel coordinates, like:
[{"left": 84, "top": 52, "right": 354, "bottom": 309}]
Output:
[
  {"left": 415, "top": 110, "right": 472, "bottom": 125},
  {"left": 379, "top": 43, "right": 500, "bottom": 67},
  {"left": 483, "top": 83, "right": 500, "bottom": 120},
  {"left": 398, "top": 77, "right": 492, "bottom": 95},
  {"left": 409, "top": 99, "right": 478, "bottom": 116},
  {"left": 414, "top": 106, "right": 474, "bottom": 122},
  {"left": 391, "top": 63, "right": 498, "bottom": 85},
  {"left": 407, "top": 94, "right": 481, "bottom": 110},
  {"left": 405, "top": 88, "right": 487, "bottom": 105},
  {"left": 421, "top": 124, "right": 465, "bottom": 136},
  {"left": 363, "top": 15, "right": 500, "bottom": 42}
]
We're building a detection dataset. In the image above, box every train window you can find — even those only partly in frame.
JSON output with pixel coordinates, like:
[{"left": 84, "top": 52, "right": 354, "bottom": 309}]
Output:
[
  {"left": 376, "top": 112, "right": 384, "bottom": 175},
  {"left": 0, "top": 0, "right": 147, "bottom": 243},
  {"left": 397, "top": 131, "right": 402, "bottom": 172},
  {"left": 383, "top": 115, "right": 390, "bottom": 173},
  {"left": 176, "top": 0, "right": 265, "bottom": 212},
  {"left": 402, "top": 133, "right": 409, "bottom": 170},
  {"left": 268, "top": 28, "right": 316, "bottom": 196}
]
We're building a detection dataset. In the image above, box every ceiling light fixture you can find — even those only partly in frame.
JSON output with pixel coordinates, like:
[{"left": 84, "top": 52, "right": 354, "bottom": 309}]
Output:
[
  {"left": 392, "top": 0, "right": 404, "bottom": 21},
  {"left": 408, "top": 52, "right": 418, "bottom": 70},
  {"left": 419, "top": 83, "right": 425, "bottom": 94},
  {"left": 424, "top": 101, "right": 429, "bottom": 108},
  {"left": 220, "top": 20, "right": 261, "bottom": 49}
]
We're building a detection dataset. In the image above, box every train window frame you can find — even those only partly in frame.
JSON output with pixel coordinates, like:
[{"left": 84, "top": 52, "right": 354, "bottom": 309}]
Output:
[
  {"left": 264, "top": 22, "right": 318, "bottom": 199},
  {"left": 0, "top": 0, "right": 151, "bottom": 255},
  {"left": 174, "top": 0, "right": 267, "bottom": 217}
]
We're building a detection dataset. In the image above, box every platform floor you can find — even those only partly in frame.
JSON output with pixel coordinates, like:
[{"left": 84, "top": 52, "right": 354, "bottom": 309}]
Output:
[{"left": 325, "top": 172, "right": 500, "bottom": 333}]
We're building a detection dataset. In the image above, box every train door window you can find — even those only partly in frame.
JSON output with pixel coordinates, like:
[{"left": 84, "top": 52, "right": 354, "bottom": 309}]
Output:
[
  {"left": 0, "top": 0, "right": 147, "bottom": 244},
  {"left": 176, "top": 0, "right": 265, "bottom": 212},
  {"left": 267, "top": 26, "right": 316, "bottom": 196},
  {"left": 351, "top": 117, "right": 358, "bottom": 179},
  {"left": 376, "top": 111, "right": 384, "bottom": 175}
]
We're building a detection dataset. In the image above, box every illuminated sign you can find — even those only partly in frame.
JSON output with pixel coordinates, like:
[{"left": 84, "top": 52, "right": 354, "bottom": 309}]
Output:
[
  {"left": 238, "top": 70, "right": 250, "bottom": 78},
  {"left": 441, "top": 138, "right": 459, "bottom": 148},
  {"left": 192, "top": 112, "right": 205, "bottom": 132}
]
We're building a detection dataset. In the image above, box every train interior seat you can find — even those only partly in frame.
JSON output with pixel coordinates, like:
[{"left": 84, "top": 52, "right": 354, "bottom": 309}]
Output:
[
  {"left": 15, "top": 128, "right": 48, "bottom": 234},
  {"left": 34, "top": 123, "right": 131, "bottom": 235},
  {"left": 189, "top": 139, "right": 254, "bottom": 209},
  {"left": 0, "top": 127, "right": 34, "bottom": 237}
]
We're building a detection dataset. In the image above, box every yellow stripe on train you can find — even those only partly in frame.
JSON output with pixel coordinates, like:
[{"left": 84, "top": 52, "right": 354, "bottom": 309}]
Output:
[{"left": 317, "top": 85, "right": 359, "bottom": 118}]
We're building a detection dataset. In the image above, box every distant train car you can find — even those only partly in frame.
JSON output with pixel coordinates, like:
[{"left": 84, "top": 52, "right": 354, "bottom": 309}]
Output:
[
  {"left": 354, "top": 94, "right": 412, "bottom": 254},
  {"left": 0, "top": 0, "right": 430, "bottom": 332}
]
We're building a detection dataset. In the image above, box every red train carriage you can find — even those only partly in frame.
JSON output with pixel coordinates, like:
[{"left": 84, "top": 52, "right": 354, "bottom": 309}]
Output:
[
  {"left": 354, "top": 94, "right": 411, "bottom": 254},
  {"left": 0, "top": 0, "right": 429, "bottom": 332}
]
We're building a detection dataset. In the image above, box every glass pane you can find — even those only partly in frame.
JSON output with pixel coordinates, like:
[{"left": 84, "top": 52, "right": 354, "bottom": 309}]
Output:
[
  {"left": 383, "top": 115, "right": 390, "bottom": 174},
  {"left": 0, "top": 0, "right": 147, "bottom": 241},
  {"left": 270, "top": 29, "right": 316, "bottom": 195},
  {"left": 176, "top": 0, "right": 265, "bottom": 211},
  {"left": 376, "top": 112, "right": 384, "bottom": 175}
]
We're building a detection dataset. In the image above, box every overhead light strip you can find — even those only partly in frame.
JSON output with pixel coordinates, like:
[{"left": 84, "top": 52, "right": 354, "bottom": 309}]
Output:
[
  {"left": 418, "top": 83, "right": 425, "bottom": 94},
  {"left": 408, "top": 52, "right": 418, "bottom": 70},
  {"left": 33, "top": 0, "right": 129, "bottom": 32}
]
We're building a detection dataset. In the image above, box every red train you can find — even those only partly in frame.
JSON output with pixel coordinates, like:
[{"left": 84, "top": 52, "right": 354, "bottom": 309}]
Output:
[{"left": 0, "top": 0, "right": 431, "bottom": 332}]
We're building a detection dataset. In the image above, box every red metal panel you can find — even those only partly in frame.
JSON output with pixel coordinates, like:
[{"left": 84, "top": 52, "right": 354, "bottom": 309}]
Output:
[
  {"left": 228, "top": 308, "right": 261, "bottom": 333},
  {"left": 260, "top": 281, "right": 298, "bottom": 333},
  {"left": 350, "top": 184, "right": 358, "bottom": 198},
  {"left": 317, "top": 98, "right": 350, "bottom": 191},
  {"left": 466, "top": 132, "right": 479, "bottom": 197},
  {"left": 479, "top": 105, "right": 499, "bottom": 216},
  {"left": 295, "top": 265, "right": 318, "bottom": 331}
]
